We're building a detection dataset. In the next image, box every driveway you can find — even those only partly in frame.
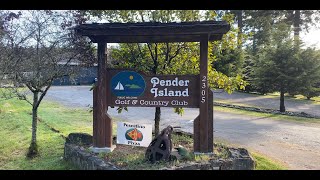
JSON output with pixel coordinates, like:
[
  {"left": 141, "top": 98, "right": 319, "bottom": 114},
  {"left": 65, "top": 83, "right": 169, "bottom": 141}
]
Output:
[{"left": 45, "top": 86, "right": 320, "bottom": 170}]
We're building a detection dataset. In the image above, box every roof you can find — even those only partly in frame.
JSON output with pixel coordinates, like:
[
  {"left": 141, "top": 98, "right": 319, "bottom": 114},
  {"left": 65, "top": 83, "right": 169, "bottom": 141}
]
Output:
[{"left": 74, "top": 21, "right": 230, "bottom": 43}]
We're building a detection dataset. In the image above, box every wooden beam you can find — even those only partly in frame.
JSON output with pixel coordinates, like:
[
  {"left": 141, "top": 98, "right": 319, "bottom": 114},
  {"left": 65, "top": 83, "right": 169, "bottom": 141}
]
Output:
[
  {"left": 88, "top": 35, "right": 223, "bottom": 43},
  {"left": 93, "top": 42, "right": 112, "bottom": 148},
  {"left": 199, "top": 35, "right": 209, "bottom": 153},
  {"left": 75, "top": 21, "right": 230, "bottom": 37},
  {"left": 76, "top": 26, "right": 228, "bottom": 37}
]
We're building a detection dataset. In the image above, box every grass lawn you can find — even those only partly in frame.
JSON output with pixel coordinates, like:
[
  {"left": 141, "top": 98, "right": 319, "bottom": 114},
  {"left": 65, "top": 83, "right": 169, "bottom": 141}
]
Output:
[
  {"left": 251, "top": 152, "right": 286, "bottom": 170},
  {"left": 0, "top": 97, "right": 286, "bottom": 170},
  {"left": 214, "top": 106, "right": 320, "bottom": 124},
  {"left": 234, "top": 91, "right": 320, "bottom": 104},
  {"left": 0, "top": 98, "right": 93, "bottom": 170},
  {"left": 215, "top": 93, "right": 320, "bottom": 108}
]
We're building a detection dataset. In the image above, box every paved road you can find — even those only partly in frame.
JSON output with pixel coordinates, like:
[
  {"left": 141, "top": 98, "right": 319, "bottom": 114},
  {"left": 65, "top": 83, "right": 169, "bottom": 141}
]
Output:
[
  {"left": 214, "top": 90, "right": 320, "bottom": 117},
  {"left": 45, "top": 86, "right": 320, "bottom": 170}
]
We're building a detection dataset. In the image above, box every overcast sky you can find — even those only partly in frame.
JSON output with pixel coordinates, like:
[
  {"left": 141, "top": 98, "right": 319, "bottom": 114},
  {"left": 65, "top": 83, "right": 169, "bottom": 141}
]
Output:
[{"left": 301, "top": 26, "right": 320, "bottom": 49}]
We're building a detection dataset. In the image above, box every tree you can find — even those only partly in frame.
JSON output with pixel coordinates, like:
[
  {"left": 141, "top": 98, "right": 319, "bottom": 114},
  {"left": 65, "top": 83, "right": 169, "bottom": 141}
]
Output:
[
  {"left": 0, "top": 11, "right": 22, "bottom": 84},
  {"left": 295, "top": 48, "right": 320, "bottom": 99},
  {"left": 252, "top": 23, "right": 302, "bottom": 112},
  {"left": 87, "top": 10, "right": 246, "bottom": 136},
  {"left": 0, "top": 10, "right": 95, "bottom": 158},
  {"left": 213, "top": 11, "right": 246, "bottom": 77},
  {"left": 236, "top": 10, "right": 280, "bottom": 93}
]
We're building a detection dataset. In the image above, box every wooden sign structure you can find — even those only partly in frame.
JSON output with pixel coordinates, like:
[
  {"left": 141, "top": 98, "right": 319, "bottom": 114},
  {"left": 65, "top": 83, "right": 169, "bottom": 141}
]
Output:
[{"left": 75, "top": 21, "right": 230, "bottom": 153}]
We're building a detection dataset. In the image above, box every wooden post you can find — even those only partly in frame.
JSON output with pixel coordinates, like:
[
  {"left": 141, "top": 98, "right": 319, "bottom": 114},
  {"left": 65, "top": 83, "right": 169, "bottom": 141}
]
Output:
[
  {"left": 193, "top": 115, "right": 200, "bottom": 152},
  {"left": 208, "top": 89, "right": 214, "bottom": 152},
  {"left": 93, "top": 84, "right": 97, "bottom": 145},
  {"left": 198, "top": 35, "right": 209, "bottom": 153},
  {"left": 93, "top": 42, "right": 113, "bottom": 149}
]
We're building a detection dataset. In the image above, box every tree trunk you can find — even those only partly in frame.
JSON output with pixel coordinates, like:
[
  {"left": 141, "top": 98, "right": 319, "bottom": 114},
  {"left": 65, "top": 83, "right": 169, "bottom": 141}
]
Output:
[
  {"left": 154, "top": 107, "right": 161, "bottom": 136},
  {"left": 280, "top": 87, "right": 286, "bottom": 112},
  {"left": 293, "top": 10, "right": 301, "bottom": 47},
  {"left": 27, "top": 91, "right": 39, "bottom": 158},
  {"left": 252, "top": 32, "right": 257, "bottom": 55},
  {"left": 237, "top": 10, "right": 243, "bottom": 49}
]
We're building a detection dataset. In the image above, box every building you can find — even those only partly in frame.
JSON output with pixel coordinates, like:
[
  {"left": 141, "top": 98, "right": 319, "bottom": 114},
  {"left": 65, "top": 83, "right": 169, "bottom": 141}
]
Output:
[{"left": 52, "top": 48, "right": 114, "bottom": 86}]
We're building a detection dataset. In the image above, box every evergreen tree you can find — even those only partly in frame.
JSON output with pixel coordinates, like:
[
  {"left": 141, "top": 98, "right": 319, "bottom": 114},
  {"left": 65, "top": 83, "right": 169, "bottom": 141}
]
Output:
[
  {"left": 296, "top": 48, "right": 320, "bottom": 99},
  {"left": 252, "top": 23, "right": 300, "bottom": 112}
]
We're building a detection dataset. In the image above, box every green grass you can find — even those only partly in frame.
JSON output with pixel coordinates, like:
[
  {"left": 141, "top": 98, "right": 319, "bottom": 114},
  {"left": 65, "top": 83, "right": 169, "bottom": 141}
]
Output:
[
  {"left": 0, "top": 97, "right": 94, "bottom": 170},
  {"left": 217, "top": 90, "right": 320, "bottom": 105},
  {"left": 216, "top": 91, "right": 320, "bottom": 107},
  {"left": 238, "top": 91, "right": 320, "bottom": 104},
  {"left": 0, "top": 96, "right": 289, "bottom": 170},
  {"left": 213, "top": 139, "right": 287, "bottom": 170},
  {"left": 214, "top": 106, "right": 320, "bottom": 124},
  {"left": 289, "top": 94, "right": 320, "bottom": 103},
  {"left": 251, "top": 152, "right": 286, "bottom": 170}
]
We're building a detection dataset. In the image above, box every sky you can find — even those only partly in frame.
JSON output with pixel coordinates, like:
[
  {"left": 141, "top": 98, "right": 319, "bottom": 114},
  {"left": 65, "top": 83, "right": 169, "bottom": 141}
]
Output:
[{"left": 301, "top": 26, "right": 320, "bottom": 49}]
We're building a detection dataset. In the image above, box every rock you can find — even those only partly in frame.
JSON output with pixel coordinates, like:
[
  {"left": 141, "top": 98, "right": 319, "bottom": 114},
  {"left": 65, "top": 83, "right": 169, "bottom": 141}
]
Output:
[
  {"left": 229, "top": 148, "right": 255, "bottom": 170},
  {"left": 64, "top": 143, "right": 119, "bottom": 170},
  {"left": 66, "top": 133, "right": 93, "bottom": 146}
]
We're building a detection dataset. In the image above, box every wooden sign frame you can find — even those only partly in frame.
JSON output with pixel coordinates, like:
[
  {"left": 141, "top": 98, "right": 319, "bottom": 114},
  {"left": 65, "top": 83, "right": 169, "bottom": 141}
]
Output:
[{"left": 75, "top": 21, "right": 230, "bottom": 153}]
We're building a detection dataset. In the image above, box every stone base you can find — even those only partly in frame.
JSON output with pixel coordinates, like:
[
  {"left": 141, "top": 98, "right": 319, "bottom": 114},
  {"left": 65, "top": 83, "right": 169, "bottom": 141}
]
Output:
[
  {"left": 64, "top": 132, "right": 255, "bottom": 170},
  {"left": 64, "top": 144, "right": 119, "bottom": 170},
  {"left": 90, "top": 145, "right": 116, "bottom": 153}
]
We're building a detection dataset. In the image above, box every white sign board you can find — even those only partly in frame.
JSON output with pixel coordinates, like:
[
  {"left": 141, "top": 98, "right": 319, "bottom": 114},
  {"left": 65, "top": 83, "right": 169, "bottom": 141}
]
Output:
[{"left": 117, "top": 122, "right": 152, "bottom": 147}]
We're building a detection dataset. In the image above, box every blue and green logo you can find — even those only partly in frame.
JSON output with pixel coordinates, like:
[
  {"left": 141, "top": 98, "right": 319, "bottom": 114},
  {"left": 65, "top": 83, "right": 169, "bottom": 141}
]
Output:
[{"left": 111, "top": 71, "right": 146, "bottom": 97}]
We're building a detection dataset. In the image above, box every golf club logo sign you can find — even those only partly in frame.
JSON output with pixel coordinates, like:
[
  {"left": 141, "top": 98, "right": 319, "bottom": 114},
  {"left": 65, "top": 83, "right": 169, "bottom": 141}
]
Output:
[
  {"left": 111, "top": 71, "right": 146, "bottom": 97},
  {"left": 108, "top": 69, "right": 200, "bottom": 108}
]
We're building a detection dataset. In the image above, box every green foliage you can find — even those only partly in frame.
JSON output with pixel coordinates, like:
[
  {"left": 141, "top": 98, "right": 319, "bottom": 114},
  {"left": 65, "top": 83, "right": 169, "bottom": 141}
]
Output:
[
  {"left": 294, "top": 48, "right": 320, "bottom": 99},
  {"left": 242, "top": 10, "right": 320, "bottom": 94},
  {"left": 174, "top": 107, "right": 184, "bottom": 116},
  {"left": 251, "top": 23, "right": 299, "bottom": 94},
  {"left": 117, "top": 106, "right": 128, "bottom": 113},
  {"left": 251, "top": 22, "right": 320, "bottom": 103},
  {"left": 213, "top": 48, "right": 245, "bottom": 77}
]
